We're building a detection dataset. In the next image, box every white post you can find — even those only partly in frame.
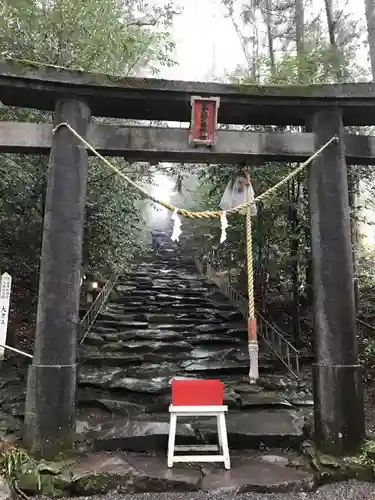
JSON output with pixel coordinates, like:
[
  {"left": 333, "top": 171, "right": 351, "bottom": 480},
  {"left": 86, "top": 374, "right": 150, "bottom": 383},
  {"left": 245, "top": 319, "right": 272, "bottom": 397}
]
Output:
[{"left": 0, "top": 273, "right": 12, "bottom": 360}]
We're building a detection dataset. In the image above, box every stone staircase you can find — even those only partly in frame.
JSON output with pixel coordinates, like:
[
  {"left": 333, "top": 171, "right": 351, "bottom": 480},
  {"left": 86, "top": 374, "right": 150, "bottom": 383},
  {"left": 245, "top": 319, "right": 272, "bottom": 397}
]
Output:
[
  {"left": 0, "top": 231, "right": 318, "bottom": 495},
  {"left": 76, "top": 232, "right": 313, "bottom": 456}
]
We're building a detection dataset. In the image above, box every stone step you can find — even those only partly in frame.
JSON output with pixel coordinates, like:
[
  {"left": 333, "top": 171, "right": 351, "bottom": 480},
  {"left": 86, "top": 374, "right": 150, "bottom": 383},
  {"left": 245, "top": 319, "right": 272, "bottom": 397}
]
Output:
[
  {"left": 80, "top": 345, "right": 271, "bottom": 369},
  {"left": 85, "top": 409, "right": 306, "bottom": 452},
  {"left": 97, "top": 312, "right": 224, "bottom": 324},
  {"left": 95, "top": 318, "right": 225, "bottom": 331},
  {"left": 113, "top": 295, "right": 212, "bottom": 306},
  {"left": 80, "top": 340, "right": 193, "bottom": 356},
  {"left": 94, "top": 333, "right": 245, "bottom": 349},
  {"left": 90, "top": 323, "right": 199, "bottom": 335},
  {"left": 86, "top": 329, "right": 249, "bottom": 346},
  {"left": 117, "top": 286, "right": 209, "bottom": 295},
  {"left": 187, "top": 334, "right": 243, "bottom": 346},
  {"left": 105, "top": 304, "right": 225, "bottom": 315},
  {"left": 125, "top": 272, "right": 199, "bottom": 281},
  {"left": 77, "top": 379, "right": 311, "bottom": 415},
  {"left": 85, "top": 329, "right": 186, "bottom": 344},
  {"left": 92, "top": 321, "right": 150, "bottom": 331},
  {"left": 78, "top": 358, "right": 281, "bottom": 391},
  {"left": 110, "top": 300, "right": 217, "bottom": 309},
  {"left": 108, "top": 300, "right": 218, "bottom": 308},
  {"left": 0, "top": 444, "right": 316, "bottom": 495},
  {"left": 77, "top": 366, "right": 173, "bottom": 388}
]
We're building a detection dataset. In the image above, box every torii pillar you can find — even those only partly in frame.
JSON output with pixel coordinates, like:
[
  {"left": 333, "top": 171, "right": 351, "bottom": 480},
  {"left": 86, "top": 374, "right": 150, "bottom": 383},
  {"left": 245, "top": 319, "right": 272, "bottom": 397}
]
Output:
[
  {"left": 308, "top": 108, "right": 365, "bottom": 454},
  {"left": 24, "top": 99, "right": 91, "bottom": 459}
]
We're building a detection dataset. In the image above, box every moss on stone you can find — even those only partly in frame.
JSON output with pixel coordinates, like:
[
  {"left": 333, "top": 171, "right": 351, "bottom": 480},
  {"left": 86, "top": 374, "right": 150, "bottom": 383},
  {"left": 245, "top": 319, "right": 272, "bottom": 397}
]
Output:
[
  {"left": 301, "top": 440, "right": 374, "bottom": 486},
  {"left": 71, "top": 472, "right": 131, "bottom": 496},
  {"left": 0, "top": 57, "right": 365, "bottom": 99}
]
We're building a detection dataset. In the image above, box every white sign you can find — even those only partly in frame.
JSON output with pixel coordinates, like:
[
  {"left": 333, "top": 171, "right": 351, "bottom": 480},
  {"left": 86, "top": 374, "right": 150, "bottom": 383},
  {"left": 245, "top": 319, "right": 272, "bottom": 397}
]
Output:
[{"left": 0, "top": 273, "right": 12, "bottom": 360}]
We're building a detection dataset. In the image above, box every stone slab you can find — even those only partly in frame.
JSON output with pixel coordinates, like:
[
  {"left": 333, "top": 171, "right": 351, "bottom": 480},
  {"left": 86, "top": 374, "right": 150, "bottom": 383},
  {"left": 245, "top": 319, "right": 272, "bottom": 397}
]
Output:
[
  {"left": 88, "top": 409, "right": 306, "bottom": 453},
  {"left": 92, "top": 420, "right": 196, "bottom": 452},
  {"left": 69, "top": 451, "right": 199, "bottom": 494},
  {"left": 240, "top": 391, "right": 294, "bottom": 408},
  {"left": 0, "top": 479, "right": 11, "bottom": 500},
  {"left": 196, "top": 410, "right": 306, "bottom": 450},
  {"left": 201, "top": 457, "right": 315, "bottom": 493},
  {"left": 125, "top": 455, "right": 201, "bottom": 492}
]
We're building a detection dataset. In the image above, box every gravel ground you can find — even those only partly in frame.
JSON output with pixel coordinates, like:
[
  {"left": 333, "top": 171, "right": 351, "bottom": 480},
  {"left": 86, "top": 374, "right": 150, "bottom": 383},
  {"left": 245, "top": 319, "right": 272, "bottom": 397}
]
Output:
[{"left": 35, "top": 481, "right": 375, "bottom": 500}]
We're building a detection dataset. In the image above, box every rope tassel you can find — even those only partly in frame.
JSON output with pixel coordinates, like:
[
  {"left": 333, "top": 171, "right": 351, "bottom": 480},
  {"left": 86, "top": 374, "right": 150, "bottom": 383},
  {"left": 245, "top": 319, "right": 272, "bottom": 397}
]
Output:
[
  {"left": 248, "top": 340, "right": 259, "bottom": 383},
  {"left": 171, "top": 209, "right": 182, "bottom": 242},
  {"left": 220, "top": 211, "right": 228, "bottom": 243}
]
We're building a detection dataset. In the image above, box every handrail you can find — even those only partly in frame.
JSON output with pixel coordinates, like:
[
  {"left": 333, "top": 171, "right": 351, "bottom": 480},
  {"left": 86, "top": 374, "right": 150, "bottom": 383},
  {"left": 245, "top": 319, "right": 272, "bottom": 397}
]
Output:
[
  {"left": 0, "top": 343, "right": 33, "bottom": 358},
  {"left": 278, "top": 309, "right": 375, "bottom": 338},
  {"left": 195, "top": 257, "right": 300, "bottom": 379},
  {"left": 357, "top": 317, "right": 375, "bottom": 332},
  {"left": 255, "top": 310, "right": 300, "bottom": 378},
  {"left": 79, "top": 277, "right": 118, "bottom": 344}
]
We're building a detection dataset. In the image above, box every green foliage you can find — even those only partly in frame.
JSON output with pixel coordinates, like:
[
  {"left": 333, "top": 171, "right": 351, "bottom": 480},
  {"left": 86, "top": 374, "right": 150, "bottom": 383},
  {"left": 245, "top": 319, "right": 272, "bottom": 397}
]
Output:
[
  {"left": 0, "top": 442, "right": 41, "bottom": 493},
  {"left": 0, "top": 0, "right": 179, "bottom": 317},
  {"left": 359, "top": 439, "right": 375, "bottom": 466},
  {"left": 0, "top": 0, "right": 178, "bottom": 74},
  {"left": 85, "top": 161, "right": 147, "bottom": 275}
]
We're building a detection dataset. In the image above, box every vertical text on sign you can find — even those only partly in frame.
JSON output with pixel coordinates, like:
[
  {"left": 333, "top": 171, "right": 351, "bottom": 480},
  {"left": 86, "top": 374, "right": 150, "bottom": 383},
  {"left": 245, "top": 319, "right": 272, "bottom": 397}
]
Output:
[
  {"left": 0, "top": 273, "right": 12, "bottom": 360},
  {"left": 189, "top": 96, "right": 220, "bottom": 147}
]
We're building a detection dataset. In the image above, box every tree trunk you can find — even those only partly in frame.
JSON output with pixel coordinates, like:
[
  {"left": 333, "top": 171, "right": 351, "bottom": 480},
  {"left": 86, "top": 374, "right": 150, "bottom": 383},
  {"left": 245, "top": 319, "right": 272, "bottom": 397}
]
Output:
[
  {"left": 365, "top": 0, "right": 375, "bottom": 79},
  {"left": 295, "top": 0, "right": 306, "bottom": 83},
  {"left": 323, "top": 0, "right": 342, "bottom": 80},
  {"left": 224, "top": 3, "right": 253, "bottom": 73},
  {"left": 264, "top": 0, "right": 276, "bottom": 77}
]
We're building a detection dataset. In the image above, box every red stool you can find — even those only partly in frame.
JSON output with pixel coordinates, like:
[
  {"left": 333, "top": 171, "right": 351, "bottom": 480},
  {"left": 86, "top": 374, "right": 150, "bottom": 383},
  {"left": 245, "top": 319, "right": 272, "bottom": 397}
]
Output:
[{"left": 167, "top": 379, "right": 230, "bottom": 469}]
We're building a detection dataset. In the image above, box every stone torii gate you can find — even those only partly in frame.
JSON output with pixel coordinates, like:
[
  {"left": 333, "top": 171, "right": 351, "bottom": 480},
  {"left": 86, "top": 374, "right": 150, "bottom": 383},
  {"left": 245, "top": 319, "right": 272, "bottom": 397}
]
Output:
[{"left": 0, "top": 59, "right": 372, "bottom": 458}]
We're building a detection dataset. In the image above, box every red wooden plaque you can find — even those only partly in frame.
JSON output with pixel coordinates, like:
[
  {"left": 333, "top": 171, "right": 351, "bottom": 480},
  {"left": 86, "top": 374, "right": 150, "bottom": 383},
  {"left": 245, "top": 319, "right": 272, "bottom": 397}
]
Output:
[{"left": 189, "top": 96, "right": 220, "bottom": 146}]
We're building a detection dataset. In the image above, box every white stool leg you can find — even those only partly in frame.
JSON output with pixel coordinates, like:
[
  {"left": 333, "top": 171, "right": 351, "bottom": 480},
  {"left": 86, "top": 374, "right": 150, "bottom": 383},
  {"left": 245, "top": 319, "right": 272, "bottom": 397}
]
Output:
[
  {"left": 218, "top": 412, "right": 231, "bottom": 470},
  {"left": 167, "top": 413, "right": 177, "bottom": 468},
  {"left": 216, "top": 414, "right": 223, "bottom": 452}
]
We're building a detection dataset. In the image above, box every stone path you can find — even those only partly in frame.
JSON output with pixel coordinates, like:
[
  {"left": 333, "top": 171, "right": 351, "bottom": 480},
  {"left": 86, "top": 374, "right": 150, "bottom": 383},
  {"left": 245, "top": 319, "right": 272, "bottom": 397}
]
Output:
[
  {"left": 33, "top": 450, "right": 312, "bottom": 496},
  {"left": 76, "top": 234, "right": 312, "bottom": 456}
]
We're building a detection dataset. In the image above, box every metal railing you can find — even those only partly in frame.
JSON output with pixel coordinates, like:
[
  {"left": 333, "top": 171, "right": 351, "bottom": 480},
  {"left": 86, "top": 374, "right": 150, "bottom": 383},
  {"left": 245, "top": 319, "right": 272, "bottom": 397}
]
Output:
[
  {"left": 357, "top": 317, "right": 375, "bottom": 333},
  {"left": 256, "top": 310, "right": 300, "bottom": 378},
  {"left": 0, "top": 343, "right": 33, "bottom": 358},
  {"left": 79, "top": 277, "right": 117, "bottom": 344},
  {"left": 195, "top": 258, "right": 300, "bottom": 379}
]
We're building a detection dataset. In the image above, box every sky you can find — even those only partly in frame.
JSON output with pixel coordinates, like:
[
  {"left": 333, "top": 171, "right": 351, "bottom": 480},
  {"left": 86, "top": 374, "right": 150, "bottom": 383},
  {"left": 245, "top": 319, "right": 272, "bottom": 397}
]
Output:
[
  {"left": 159, "top": 0, "right": 369, "bottom": 82},
  {"left": 159, "top": 0, "right": 244, "bottom": 81}
]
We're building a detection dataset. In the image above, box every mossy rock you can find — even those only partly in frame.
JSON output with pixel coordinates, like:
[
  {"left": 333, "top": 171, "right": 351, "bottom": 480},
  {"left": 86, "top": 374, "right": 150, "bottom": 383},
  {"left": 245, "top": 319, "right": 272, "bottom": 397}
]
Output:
[
  {"left": 317, "top": 463, "right": 373, "bottom": 485},
  {"left": 71, "top": 472, "right": 133, "bottom": 495},
  {"left": 13, "top": 457, "right": 73, "bottom": 497},
  {"left": 16, "top": 468, "right": 72, "bottom": 496},
  {"left": 301, "top": 442, "right": 374, "bottom": 485},
  {"left": 318, "top": 454, "right": 341, "bottom": 469},
  {"left": 288, "top": 456, "right": 308, "bottom": 469}
]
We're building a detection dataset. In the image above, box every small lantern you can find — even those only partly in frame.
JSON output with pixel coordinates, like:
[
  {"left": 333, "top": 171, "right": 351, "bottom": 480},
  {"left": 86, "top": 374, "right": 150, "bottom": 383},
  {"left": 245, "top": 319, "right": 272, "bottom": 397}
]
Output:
[{"left": 189, "top": 96, "right": 220, "bottom": 147}]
